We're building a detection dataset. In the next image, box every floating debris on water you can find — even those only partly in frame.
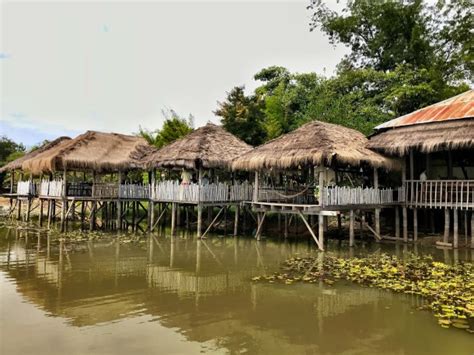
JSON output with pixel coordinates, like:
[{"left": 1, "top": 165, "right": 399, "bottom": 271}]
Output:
[{"left": 252, "top": 253, "right": 474, "bottom": 333}]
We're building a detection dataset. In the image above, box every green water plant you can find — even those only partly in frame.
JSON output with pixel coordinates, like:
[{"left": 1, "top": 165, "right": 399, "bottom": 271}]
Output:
[{"left": 252, "top": 253, "right": 473, "bottom": 333}]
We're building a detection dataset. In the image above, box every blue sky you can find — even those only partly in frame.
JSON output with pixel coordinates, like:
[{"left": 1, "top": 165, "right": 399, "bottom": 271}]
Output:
[{"left": 1, "top": 0, "right": 347, "bottom": 148}]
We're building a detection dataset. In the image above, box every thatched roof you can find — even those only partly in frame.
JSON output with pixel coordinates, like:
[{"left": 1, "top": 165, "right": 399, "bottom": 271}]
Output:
[
  {"left": 232, "top": 120, "right": 400, "bottom": 171},
  {"left": 376, "top": 89, "right": 474, "bottom": 129},
  {"left": 145, "top": 123, "right": 252, "bottom": 170},
  {"left": 367, "top": 118, "right": 474, "bottom": 156},
  {"left": 0, "top": 136, "right": 71, "bottom": 173},
  {"left": 21, "top": 131, "right": 153, "bottom": 174}
]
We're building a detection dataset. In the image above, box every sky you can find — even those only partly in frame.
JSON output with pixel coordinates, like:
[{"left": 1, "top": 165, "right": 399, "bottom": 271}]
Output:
[{"left": 0, "top": 0, "right": 347, "bottom": 147}]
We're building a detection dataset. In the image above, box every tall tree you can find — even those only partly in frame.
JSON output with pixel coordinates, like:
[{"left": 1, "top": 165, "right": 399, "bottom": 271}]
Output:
[
  {"left": 214, "top": 86, "right": 266, "bottom": 146},
  {"left": 308, "top": 0, "right": 473, "bottom": 84},
  {"left": 138, "top": 109, "right": 193, "bottom": 148}
]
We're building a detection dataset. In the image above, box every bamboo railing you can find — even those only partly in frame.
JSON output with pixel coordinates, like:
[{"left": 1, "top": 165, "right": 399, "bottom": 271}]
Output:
[
  {"left": 17, "top": 181, "right": 36, "bottom": 196},
  {"left": 404, "top": 180, "right": 474, "bottom": 210},
  {"left": 321, "top": 186, "right": 396, "bottom": 207},
  {"left": 151, "top": 180, "right": 253, "bottom": 203}
]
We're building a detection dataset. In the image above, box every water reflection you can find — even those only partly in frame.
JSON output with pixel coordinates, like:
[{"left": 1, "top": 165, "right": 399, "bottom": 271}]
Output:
[{"left": 0, "top": 228, "right": 472, "bottom": 354}]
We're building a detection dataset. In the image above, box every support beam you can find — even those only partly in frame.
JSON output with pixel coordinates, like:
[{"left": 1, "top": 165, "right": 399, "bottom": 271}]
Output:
[
  {"left": 349, "top": 210, "right": 355, "bottom": 247},
  {"left": 444, "top": 209, "right": 450, "bottom": 243},
  {"left": 402, "top": 158, "right": 408, "bottom": 242},
  {"left": 253, "top": 172, "right": 259, "bottom": 202},
  {"left": 117, "top": 171, "right": 123, "bottom": 230},
  {"left": 200, "top": 205, "right": 226, "bottom": 239},
  {"left": 413, "top": 208, "right": 418, "bottom": 242},
  {"left": 395, "top": 207, "right": 400, "bottom": 238},
  {"left": 471, "top": 213, "right": 474, "bottom": 249},
  {"left": 255, "top": 212, "right": 266, "bottom": 241},
  {"left": 373, "top": 168, "right": 380, "bottom": 239},
  {"left": 233, "top": 205, "right": 239, "bottom": 236},
  {"left": 318, "top": 214, "right": 324, "bottom": 248},
  {"left": 197, "top": 204, "right": 203, "bottom": 238},
  {"left": 171, "top": 202, "right": 176, "bottom": 236},
  {"left": 60, "top": 168, "right": 67, "bottom": 232},
  {"left": 453, "top": 209, "right": 458, "bottom": 248},
  {"left": 298, "top": 212, "right": 323, "bottom": 251}
]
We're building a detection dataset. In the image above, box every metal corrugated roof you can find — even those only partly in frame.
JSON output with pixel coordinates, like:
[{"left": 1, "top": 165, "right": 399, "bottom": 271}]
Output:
[{"left": 375, "top": 89, "right": 474, "bottom": 130}]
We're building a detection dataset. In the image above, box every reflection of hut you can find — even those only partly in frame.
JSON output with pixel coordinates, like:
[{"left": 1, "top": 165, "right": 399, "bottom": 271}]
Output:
[
  {"left": 145, "top": 123, "right": 253, "bottom": 237},
  {"left": 18, "top": 131, "right": 153, "bottom": 231},
  {"left": 233, "top": 120, "right": 400, "bottom": 249},
  {"left": 367, "top": 90, "right": 474, "bottom": 247}
]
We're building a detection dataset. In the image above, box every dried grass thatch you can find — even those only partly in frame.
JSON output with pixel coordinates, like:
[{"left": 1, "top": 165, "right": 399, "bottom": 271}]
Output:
[
  {"left": 232, "top": 120, "right": 400, "bottom": 171},
  {"left": 145, "top": 123, "right": 252, "bottom": 170},
  {"left": 0, "top": 136, "right": 71, "bottom": 173},
  {"left": 367, "top": 118, "right": 474, "bottom": 156},
  {"left": 22, "top": 131, "right": 153, "bottom": 174}
]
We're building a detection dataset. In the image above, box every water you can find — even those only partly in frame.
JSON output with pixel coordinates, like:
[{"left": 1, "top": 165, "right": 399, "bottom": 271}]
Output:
[{"left": 0, "top": 226, "right": 472, "bottom": 355}]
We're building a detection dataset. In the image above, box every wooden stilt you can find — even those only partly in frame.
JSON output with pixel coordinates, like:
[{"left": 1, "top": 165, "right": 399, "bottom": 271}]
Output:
[
  {"left": 197, "top": 204, "right": 203, "bottom": 238},
  {"left": 318, "top": 214, "right": 324, "bottom": 249},
  {"left": 349, "top": 210, "right": 355, "bottom": 247},
  {"left": 47, "top": 200, "right": 53, "bottom": 229},
  {"left": 471, "top": 213, "right": 474, "bottom": 249},
  {"left": 16, "top": 199, "right": 21, "bottom": 220},
  {"left": 453, "top": 209, "right": 458, "bottom": 248},
  {"left": 60, "top": 168, "right": 67, "bottom": 232},
  {"left": 402, "top": 207, "right": 408, "bottom": 242},
  {"left": 233, "top": 205, "right": 239, "bottom": 236},
  {"left": 444, "top": 209, "right": 450, "bottom": 243},
  {"left": 395, "top": 207, "right": 400, "bottom": 238},
  {"left": 413, "top": 208, "right": 418, "bottom": 242},
  {"left": 39, "top": 199, "right": 44, "bottom": 226},
  {"left": 298, "top": 212, "right": 323, "bottom": 251},
  {"left": 255, "top": 212, "right": 266, "bottom": 241},
  {"left": 171, "top": 202, "right": 176, "bottom": 235},
  {"left": 200, "top": 206, "right": 226, "bottom": 239}
]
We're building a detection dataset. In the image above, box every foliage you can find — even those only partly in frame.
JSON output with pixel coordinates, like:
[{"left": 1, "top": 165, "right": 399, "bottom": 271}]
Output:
[
  {"left": 308, "top": 0, "right": 473, "bottom": 84},
  {"left": 0, "top": 136, "right": 25, "bottom": 167},
  {"left": 138, "top": 109, "right": 194, "bottom": 148},
  {"left": 253, "top": 253, "right": 474, "bottom": 332},
  {"left": 214, "top": 86, "right": 267, "bottom": 146}
]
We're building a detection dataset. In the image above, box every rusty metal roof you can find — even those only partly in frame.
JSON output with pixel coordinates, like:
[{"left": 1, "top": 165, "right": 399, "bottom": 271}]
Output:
[{"left": 375, "top": 89, "right": 474, "bottom": 130}]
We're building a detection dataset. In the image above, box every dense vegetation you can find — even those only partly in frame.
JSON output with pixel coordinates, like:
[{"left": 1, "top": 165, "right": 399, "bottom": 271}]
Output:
[
  {"left": 137, "top": 109, "right": 194, "bottom": 148},
  {"left": 216, "top": 0, "right": 473, "bottom": 145}
]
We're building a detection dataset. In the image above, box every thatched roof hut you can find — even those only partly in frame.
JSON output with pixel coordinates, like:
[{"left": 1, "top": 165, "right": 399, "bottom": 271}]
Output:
[
  {"left": 367, "top": 89, "right": 474, "bottom": 156},
  {"left": 0, "top": 136, "right": 71, "bottom": 173},
  {"left": 232, "top": 120, "right": 399, "bottom": 171},
  {"left": 21, "top": 131, "right": 153, "bottom": 174},
  {"left": 145, "top": 123, "right": 252, "bottom": 170}
]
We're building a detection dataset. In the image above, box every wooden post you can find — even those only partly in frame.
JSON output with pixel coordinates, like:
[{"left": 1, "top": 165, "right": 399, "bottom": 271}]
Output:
[
  {"left": 233, "top": 205, "right": 239, "bottom": 236},
  {"left": 444, "top": 209, "right": 450, "bottom": 243},
  {"left": 318, "top": 214, "right": 324, "bottom": 249},
  {"left": 453, "top": 209, "right": 458, "bottom": 248},
  {"left": 413, "top": 208, "right": 418, "bottom": 242},
  {"left": 402, "top": 158, "right": 408, "bottom": 242},
  {"left": 253, "top": 171, "right": 259, "bottom": 202},
  {"left": 197, "top": 204, "right": 203, "bottom": 237},
  {"left": 39, "top": 199, "right": 44, "bottom": 226},
  {"left": 60, "top": 168, "right": 67, "bottom": 232},
  {"left": 170, "top": 202, "right": 176, "bottom": 235},
  {"left": 471, "top": 213, "right": 474, "bottom": 249},
  {"left": 117, "top": 171, "right": 123, "bottom": 230},
  {"left": 395, "top": 207, "right": 400, "bottom": 238},
  {"left": 349, "top": 210, "right": 355, "bottom": 247},
  {"left": 373, "top": 167, "right": 380, "bottom": 239}
]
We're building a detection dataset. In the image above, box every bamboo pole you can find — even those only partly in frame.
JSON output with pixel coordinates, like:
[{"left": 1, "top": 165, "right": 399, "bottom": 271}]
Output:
[
  {"left": 402, "top": 159, "right": 408, "bottom": 242},
  {"left": 444, "top": 209, "right": 450, "bottom": 243},
  {"left": 349, "top": 210, "right": 355, "bottom": 247},
  {"left": 233, "top": 205, "right": 239, "bottom": 236},
  {"left": 60, "top": 168, "right": 67, "bottom": 232},
  {"left": 117, "top": 171, "right": 123, "bottom": 230},
  {"left": 453, "top": 209, "right": 458, "bottom": 248},
  {"left": 374, "top": 167, "right": 380, "bottom": 239}
]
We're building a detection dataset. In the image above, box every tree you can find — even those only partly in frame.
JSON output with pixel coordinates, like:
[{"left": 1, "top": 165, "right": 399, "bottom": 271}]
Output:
[
  {"left": 308, "top": 0, "right": 473, "bottom": 84},
  {"left": 0, "top": 136, "right": 25, "bottom": 167},
  {"left": 138, "top": 109, "right": 194, "bottom": 148},
  {"left": 214, "top": 86, "right": 266, "bottom": 146}
]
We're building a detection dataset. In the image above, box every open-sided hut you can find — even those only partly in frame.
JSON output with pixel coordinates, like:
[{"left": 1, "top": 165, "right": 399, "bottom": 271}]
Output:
[
  {"left": 145, "top": 123, "right": 253, "bottom": 236},
  {"left": 367, "top": 89, "right": 474, "bottom": 247},
  {"left": 0, "top": 136, "right": 71, "bottom": 196},
  {"left": 18, "top": 130, "right": 154, "bottom": 231},
  {"left": 233, "top": 120, "right": 401, "bottom": 249}
]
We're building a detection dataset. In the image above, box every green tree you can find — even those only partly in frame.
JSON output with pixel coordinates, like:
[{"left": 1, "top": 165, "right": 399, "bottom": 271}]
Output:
[
  {"left": 138, "top": 109, "right": 194, "bottom": 148},
  {"left": 308, "top": 0, "right": 473, "bottom": 83},
  {"left": 0, "top": 136, "right": 25, "bottom": 167},
  {"left": 214, "top": 86, "right": 266, "bottom": 146}
]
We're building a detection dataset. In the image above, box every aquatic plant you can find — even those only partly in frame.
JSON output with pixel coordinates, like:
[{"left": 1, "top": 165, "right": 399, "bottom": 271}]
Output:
[{"left": 252, "top": 253, "right": 474, "bottom": 333}]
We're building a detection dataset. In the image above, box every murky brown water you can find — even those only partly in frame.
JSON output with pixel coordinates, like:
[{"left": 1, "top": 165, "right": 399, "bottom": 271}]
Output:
[{"left": 0, "top": 226, "right": 472, "bottom": 355}]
